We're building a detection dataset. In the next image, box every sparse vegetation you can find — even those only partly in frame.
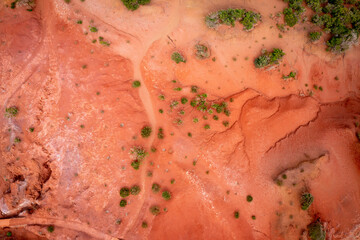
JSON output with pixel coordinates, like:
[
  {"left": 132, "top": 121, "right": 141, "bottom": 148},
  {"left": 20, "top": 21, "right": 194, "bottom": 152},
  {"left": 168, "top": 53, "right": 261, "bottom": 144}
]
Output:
[
  {"left": 283, "top": 0, "right": 360, "bottom": 53},
  {"left": 132, "top": 80, "right": 141, "bottom": 88},
  {"left": 14, "top": 137, "right": 21, "bottom": 143},
  {"left": 141, "top": 126, "right": 152, "bottom": 138},
  {"left": 131, "top": 185, "right": 141, "bottom": 195},
  {"left": 171, "top": 52, "right": 186, "bottom": 64},
  {"left": 149, "top": 205, "right": 160, "bottom": 215},
  {"left": 246, "top": 195, "right": 253, "bottom": 202},
  {"left": 130, "top": 146, "right": 148, "bottom": 170},
  {"left": 152, "top": 183, "right": 160, "bottom": 193},
  {"left": 120, "top": 187, "right": 130, "bottom": 197},
  {"left": 195, "top": 44, "right": 210, "bottom": 59},
  {"left": 89, "top": 26, "right": 98, "bottom": 32},
  {"left": 307, "top": 220, "right": 326, "bottom": 240},
  {"left": 162, "top": 190, "right": 171, "bottom": 200},
  {"left": 5, "top": 106, "right": 18, "bottom": 118},
  {"left": 254, "top": 48, "right": 285, "bottom": 68},
  {"left": 121, "top": 0, "right": 150, "bottom": 11},
  {"left": 283, "top": 71, "right": 297, "bottom": 79},
  {"left": 234, "top": 211, "right": 239, "bottom": 218},
  {"left": 142, "top": 221, "right": 148, "bottom": 228},
  {"left": 300, "top": 192, "right": 314, "bottom": 210},
  {"left": 205, "top": 8, "right": 261, "bottom": 31},
  {"left": 158, "top": 128, "right": 164, "bottom": 139}
]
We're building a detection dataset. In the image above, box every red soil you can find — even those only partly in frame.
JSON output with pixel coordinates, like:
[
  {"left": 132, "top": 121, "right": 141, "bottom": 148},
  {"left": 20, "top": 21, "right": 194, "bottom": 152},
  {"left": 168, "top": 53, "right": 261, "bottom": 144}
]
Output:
[{"left": 1, "top": 0, "right": 360, "bottom": 239}]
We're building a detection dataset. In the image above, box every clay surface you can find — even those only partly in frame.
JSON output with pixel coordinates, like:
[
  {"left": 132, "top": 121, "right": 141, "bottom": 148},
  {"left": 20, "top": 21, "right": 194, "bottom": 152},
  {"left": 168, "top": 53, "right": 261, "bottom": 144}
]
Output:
[{"left": 1, "top": 0, "right": 360, "bottom": 239}]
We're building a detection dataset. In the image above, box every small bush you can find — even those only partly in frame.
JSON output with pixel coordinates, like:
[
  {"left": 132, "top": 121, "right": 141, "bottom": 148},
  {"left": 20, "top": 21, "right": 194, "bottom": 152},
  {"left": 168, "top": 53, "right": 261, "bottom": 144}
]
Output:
[
  {"left": 158, "top": 128, "right": 164, "bottom": 139},
  {"left": 89, "top": 26, "right": 98, "bottom": 32},
  {"left": 120, "top": 187, "right": 130, "bottom": 197},
  {"left": 121, "top": 0, "right": 150, "bottom": 11},
  {"left": 130, "top": 146, "right": 147, "bottom": 161},
  {"left": 254, "top": 48, "right": 285, "bottom": 68},
  {"left": 142, "top": 221, "right": 148, "bottom": 228},
  {"left": 5, "top": 106, "right": 18, "bottom": 118},
  {"left": 254, "top": 55, "right": 270, "bottom": 68},
  {"left": 234, "top": 211, "right": 239, "bottom": 219},
  {"left": 181, "top": 97, "right": 188, "bottom": 104},
  {"left": 141, "top": 126, "right": 152, "bottom": 138},
  {"left": 152, "top": 183, "right": 160, "bottom": 193},
  {"left": 131, "top": 160, "right": 140, "bottom": 170},
  {"left": 307, "top": 221, "right": 326, "bottom": 240},
  {"left": 131, "top": 185, "right": 141, "bottom": 195},
  {"left": 206, "top": 8, "right": 261, "bottom": 31},
  {"left": 149, "top": 205, "right": 160, "bottom": 215},
  {"left": 195, "top": 44, "right": 210, "bottom": 59},
  {"left": 246, "top": 195, "right": 253, "bottom": 202},
  {"left": 120, "top": 199, "right": 127, "bottom": 207},
  {"left": 47, "top": 225, "right": 55, "bottom": 233},
  {"left": 171, "top": 52, "right": 186, "bottom": 64},
  {"left": 162, "top": 190, "right": 171, "bottom": 200},
  {"left": 132, "top": 80, "right": 141, "bottom": 88},
  {"left": 283, "top": 8, "right": 299, "bottom": 27},
  {"left": 283, "top": 71, "right": 297, "bottom": 79},
  {"left": 300, "top": 192, "right": 314, "bottom": 210},
  {"left": 309, "top": 31, "right": 322, "bottom": 41}
]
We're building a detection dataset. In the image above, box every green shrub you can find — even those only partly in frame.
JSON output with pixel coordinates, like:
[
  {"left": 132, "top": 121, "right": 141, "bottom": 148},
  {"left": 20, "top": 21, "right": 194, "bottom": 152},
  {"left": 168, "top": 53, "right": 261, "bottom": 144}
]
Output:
[
  {"left": 5, "top": 106, "right": 18, "bottom": 118},
  {"left": 131, "top": 185, "right": 141, "bottom": 195},
  {"left": 130, "top": 146, "right": 147, "bottom": 161},
  {"left": 152, "top": 183, "right": 160, "bottom": 193},
  {"left": 89, "top": 26, "right": 98, "bottom": 32},
  {"left": 157, "top": 128, "right": 164, "bottom": 139},
  {"left": 300, "top": 192, "right": 314, "bottom": 210},
  {"left": 171, "top": 52, "right": 186, "bottom": 64},
  {"left": 254, "top": 55, "right": 270, "bottom": 68},
  {"left": 47, "top": 225, "right": 54, "bottom": 233},
  {"left": 131, "top": 160, "right": 140, "bottom": 170},
  {"left": 162, "top": 191, "right": 171, "bottom": 200},
  {"left": 121, "top": 0, "right": 150, "bottom": 11},
  {"left": 246, "top": 195, "right": 253, "bottom": 202},
  {"left": 149, "top": 205, "right": 160, "bottom": 215},
  {"left": 307, "top": 221, "right": 326, "bottom": 240},
  {"left": 181, "top": 97, "right": 188, "bottom": 104},
  {"left": 132, "top": 80, "right": 141, "bottom": 88},
  {"left": 120, "top": 187, "right": 130, "bottom": 197},
  {"left": 234, "top": 211, "right": 239, "bottom": 218},
  {"left": 254, "top": 48, "right": 285, "bottom": 68},
  {"left": 283, "top": 8, "right": 299, "bottom": 27},
  {"left": 142, "top": 221, "right": 148, "bottom": 228},
  {"left": 283, "top": 71, "right": 297, "bottom": 79},
  {"left": 130, "top": 146, "right": 147, "bottom": 170},
  {"left": 120, "top": 199, "right": 127, "bottom": 207},
  {"left": 205, "top": 8, "right": 261, "bottom": 31},
  {"left": 309, "top": 31, "right": 323, "bottom": 41},
  {"left": 141, "top": 126, "right": 152, "bottom": 138}
]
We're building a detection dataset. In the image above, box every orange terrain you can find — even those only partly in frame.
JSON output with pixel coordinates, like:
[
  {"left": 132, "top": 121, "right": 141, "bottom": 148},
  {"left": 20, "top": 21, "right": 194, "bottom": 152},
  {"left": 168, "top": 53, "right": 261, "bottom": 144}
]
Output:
[{"left": 1, "top": 0, "right": 360, "bottom": 239}]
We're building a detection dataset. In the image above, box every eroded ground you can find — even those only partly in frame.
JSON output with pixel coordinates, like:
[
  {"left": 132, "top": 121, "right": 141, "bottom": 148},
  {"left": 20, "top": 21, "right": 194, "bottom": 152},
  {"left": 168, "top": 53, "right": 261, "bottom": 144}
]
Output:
[{"left": 0, "top": 0, "right": 360, "bottom": 239}]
